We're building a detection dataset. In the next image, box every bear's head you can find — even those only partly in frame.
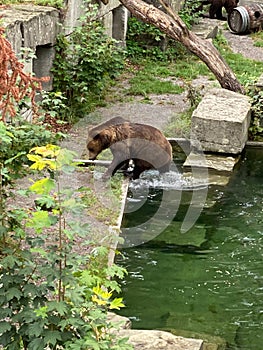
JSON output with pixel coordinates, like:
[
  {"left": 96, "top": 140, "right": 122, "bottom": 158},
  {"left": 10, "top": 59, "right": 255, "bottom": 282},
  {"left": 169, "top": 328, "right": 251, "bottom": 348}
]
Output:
[
  {"left": 87, "top": 134, "right": 102, "bottom": 160},
  {"left": 87, "top": 129, "right": 112, "bottom": 160}
]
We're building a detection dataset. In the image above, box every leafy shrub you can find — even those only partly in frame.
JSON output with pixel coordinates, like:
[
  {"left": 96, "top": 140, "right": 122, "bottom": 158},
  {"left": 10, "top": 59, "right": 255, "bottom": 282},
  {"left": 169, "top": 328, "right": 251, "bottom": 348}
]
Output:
[
  {"left": 0, "top": 121, "right": 60, "bottom": 186},
  {"left": 247, "top": 87, "right": 263, "bottom": 141},
  {"left": 126, "top": 17, "right": 184, "bottom": 61},
  {"left": 179, "top": 0, "right": 205, "bottom": 28},
  {"left": 51, "top": 0, "right": 125, "bottom": 122},
  {"left": 0, "top": 145, "right": 133, "bottom": 350}
]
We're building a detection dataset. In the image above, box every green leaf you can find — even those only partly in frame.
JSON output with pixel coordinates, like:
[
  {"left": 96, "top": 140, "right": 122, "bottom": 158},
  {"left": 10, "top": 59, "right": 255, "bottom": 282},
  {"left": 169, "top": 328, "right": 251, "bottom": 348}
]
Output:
[
  {"left": 28, "top": 320, "right": 46, "bottom": 337},
  {"left": 0, "top": 321, "right": 12, "bottom": 334},
  {"left": 28, "top": 338, "right": 45, "bottom": 350},
  {"left": 4, "top": 151, "right": 26, "bottom": 165},
  {"left": 34, "top": 195, "right": 56, "bottom": 210},
  {"left": 44, "top": 329, "right": 62, "bottom": 346},
  {"left": 30, "top": 178, "right": 56, "bottom": 195},
  {"left": 30, "top": 247, "right": 48, "bottom": 258},
  {"left": 0, "top": 255, "right": 17, "bottom": 269},
  {"left": 34, "top": 306, "right": 48, "bottom": 319},
  {"left": 47, "top": 301, "right": 68, "bottom": 316},
  {"left": 6, "top": 287, "right": 22, "bottom": 301},
  {"left": 79, "top": 270, "right": 97, "bottom": 287},
  {"left": 109, "top": 297, "right": 125, "bottom": 310},
  {"left": 26, "top": 211, "right": 54, "bottom": 233}
]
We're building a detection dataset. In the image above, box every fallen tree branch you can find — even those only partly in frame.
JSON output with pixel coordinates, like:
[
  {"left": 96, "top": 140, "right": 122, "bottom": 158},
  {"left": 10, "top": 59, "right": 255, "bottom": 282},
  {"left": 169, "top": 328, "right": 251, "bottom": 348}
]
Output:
[{"left": 119, "top": 0, "right": 244, "bottom": 93}]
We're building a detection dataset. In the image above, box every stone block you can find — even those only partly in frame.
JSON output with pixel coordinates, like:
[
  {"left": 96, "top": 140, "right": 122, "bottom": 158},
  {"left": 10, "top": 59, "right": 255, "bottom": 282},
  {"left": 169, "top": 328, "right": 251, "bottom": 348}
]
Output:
[{"left": 191, "top": 88, "right": 251, "bottom": 154}]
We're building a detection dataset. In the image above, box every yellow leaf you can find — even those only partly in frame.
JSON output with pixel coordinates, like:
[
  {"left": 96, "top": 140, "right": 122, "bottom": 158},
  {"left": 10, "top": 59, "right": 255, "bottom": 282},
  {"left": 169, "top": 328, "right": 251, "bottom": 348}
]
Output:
[
  {"left": 30, "top": 160, "right": 47, "bottom": 171},
  {"left": 92, "top": 295, "right": 107, "bottom": 306},
  {"left": 92, "top": 285, "right": 112, "bottom": 300},
  {"left": 30, "top": 145, "right": 60, "bottom": 158},
  {"left": 46, "top": 160, "right": 57, "bottom": 170},
  {"left": 27, "top": 154, "right": 42, "bottom": 163},
  {"left": 109, "top": 298, "right": 125, "bottom": 310}
]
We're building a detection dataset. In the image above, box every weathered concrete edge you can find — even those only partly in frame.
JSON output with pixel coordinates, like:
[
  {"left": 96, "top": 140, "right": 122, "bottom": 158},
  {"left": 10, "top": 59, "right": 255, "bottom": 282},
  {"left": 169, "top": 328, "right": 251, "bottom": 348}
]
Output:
[
  {"left": 107, "top": 177, "right": 129, "bottom": 267},
  {"left": 246, "top": 141, "right": 263, "bottom": 147}
]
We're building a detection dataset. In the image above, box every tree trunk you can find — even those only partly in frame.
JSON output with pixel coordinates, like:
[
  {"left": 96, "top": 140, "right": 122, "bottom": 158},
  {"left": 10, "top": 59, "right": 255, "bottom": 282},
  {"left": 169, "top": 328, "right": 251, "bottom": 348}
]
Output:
[{"left": 119, "top": 0, "right": 244, "bottom": 94}]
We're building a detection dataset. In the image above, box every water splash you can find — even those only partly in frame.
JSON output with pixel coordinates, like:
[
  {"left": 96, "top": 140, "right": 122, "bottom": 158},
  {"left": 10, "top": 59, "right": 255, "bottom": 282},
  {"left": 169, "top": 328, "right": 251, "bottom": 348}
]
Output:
[{"left": 129, "top": 170, "right": 208, "bottom": 191}]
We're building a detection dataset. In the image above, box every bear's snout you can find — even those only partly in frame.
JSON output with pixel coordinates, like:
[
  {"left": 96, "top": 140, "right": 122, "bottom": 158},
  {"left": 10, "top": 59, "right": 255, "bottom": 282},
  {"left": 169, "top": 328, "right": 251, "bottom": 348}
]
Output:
[{"left": 88, "top": 150, "right": 98, "bottom": 160}]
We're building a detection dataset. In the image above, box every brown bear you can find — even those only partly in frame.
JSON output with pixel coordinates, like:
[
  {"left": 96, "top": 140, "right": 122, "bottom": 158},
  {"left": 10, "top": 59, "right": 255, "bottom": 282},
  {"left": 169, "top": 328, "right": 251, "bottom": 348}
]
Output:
[
  {"left": 201, "top": 0, "right": 239, "bottom": 20},
  {"left": 87, "top": 117, "right": 172, "bottom": 179}
]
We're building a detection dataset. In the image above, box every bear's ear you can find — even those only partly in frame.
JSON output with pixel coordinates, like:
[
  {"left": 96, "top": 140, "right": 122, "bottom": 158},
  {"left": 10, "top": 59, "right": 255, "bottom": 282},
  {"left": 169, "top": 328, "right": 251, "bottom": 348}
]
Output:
[{"left": 88, "top": 128, "right": 100, "bottom": 140}]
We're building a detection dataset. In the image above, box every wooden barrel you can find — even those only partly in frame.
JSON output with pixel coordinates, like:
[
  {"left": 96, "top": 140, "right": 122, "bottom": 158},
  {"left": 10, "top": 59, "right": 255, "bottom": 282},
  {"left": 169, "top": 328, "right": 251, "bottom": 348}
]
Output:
[{"left": 228, "top": 4, "right": 263, "bottom": 34}]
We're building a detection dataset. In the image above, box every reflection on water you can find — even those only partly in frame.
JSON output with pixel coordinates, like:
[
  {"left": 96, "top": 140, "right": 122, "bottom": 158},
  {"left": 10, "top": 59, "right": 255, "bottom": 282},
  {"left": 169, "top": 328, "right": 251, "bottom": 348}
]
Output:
[{"left": 117, "top": 148, "right": 263, "bottom": 350}]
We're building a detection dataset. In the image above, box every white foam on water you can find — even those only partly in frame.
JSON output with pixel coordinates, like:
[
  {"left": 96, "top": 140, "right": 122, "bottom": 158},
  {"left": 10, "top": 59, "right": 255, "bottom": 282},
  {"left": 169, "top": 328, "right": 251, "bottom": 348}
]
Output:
[{"left": 129, "top": 170, "right": 208, "bottom": 191}]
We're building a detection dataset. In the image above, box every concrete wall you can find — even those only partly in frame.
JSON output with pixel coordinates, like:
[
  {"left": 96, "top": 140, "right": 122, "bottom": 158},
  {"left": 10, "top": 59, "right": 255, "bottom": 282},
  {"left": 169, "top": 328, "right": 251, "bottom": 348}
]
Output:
[{"left": 2, "top": 5, "right": 60, "bottom": 90}]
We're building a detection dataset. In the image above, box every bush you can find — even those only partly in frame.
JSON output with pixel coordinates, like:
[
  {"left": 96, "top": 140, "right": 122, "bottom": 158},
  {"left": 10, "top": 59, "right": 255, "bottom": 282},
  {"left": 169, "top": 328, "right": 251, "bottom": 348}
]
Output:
[
  {"left": 247, "top": 87, "right": 263, "bottom": 141},
  {"left": 179, "top": 0, "right": 205, "bottom": 28},
  {"left": 51, "top": 0, "right": 125, "bottom": 122},
  {"left": 0, "top": 121, "right": 60, "bottom": 186},
  {"left": 0, "top": 145, "right": 133, "bottom": 350},
  {"left": 126, "top": 17, "right": 184, "bottom": 61}
]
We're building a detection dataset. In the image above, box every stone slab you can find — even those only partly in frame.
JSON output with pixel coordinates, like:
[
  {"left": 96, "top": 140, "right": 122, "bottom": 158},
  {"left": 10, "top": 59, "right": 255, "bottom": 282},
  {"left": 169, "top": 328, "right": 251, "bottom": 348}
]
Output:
[
  {"left": 118, "top": 329, "right": 204, "bottom": 350},
  {"left": 191, "top": 88, "right": 251, "bottom": 154}
]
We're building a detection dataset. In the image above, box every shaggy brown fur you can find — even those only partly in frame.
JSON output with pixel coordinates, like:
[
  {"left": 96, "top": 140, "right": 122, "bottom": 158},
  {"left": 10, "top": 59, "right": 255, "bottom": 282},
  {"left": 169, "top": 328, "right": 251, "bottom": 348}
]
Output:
[
  {"left": 87, "top": 117, "right": 172, "bottom": 179},
  {"left": 201, "top": 0, "right": 239, "bottom": 19}
]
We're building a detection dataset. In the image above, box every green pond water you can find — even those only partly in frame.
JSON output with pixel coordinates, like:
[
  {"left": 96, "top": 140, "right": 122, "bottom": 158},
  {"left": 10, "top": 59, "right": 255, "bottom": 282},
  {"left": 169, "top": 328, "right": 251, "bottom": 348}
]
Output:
[{"left": 116, "top": 147, "right": 263, "bottom": 350}]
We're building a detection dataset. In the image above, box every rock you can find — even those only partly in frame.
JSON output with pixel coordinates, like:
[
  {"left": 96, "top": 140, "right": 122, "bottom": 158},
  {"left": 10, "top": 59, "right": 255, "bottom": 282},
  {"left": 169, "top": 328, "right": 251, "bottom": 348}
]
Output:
[
  {"left": 169, "top": 329, "right": 227, "bottom": 350},
  {"left": 109, "top": 314, "right": 203, "bottom": 349},
  {"left": 107, "top": 312, "right": 132, "bottom": 329},
  {"left": 191, "top": 88, "right": 251, "bottom": 154},
  {"left": 118, "top": 329, "right": 204, "bottom": 350}
]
